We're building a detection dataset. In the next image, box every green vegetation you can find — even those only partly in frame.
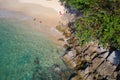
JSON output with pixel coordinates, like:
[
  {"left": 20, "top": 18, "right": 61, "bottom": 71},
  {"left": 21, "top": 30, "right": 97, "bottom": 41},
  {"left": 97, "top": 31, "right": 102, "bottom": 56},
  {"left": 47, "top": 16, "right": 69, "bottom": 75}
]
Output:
[{"left": 60, "top": 0, "right": 120, "bottom": 49}]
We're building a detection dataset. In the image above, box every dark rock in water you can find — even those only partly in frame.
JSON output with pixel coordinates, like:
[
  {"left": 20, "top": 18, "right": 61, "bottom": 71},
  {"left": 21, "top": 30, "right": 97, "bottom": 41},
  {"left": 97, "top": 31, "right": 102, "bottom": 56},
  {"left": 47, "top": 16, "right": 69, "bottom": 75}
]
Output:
[
  {"left": 69, "top": 73, "right": 77, "bottom": 80},
  {"left": 69, "top": 73, "right": 84, "bottom": 80},
  {"left": 34, "top": 57, "right": 39, "bottom": 65},
  {"left": 50, "top": 64, "right": 72, "bottom": 80},
  {"left": 52, "top": 64, "right": 61, "bottom": 74}
]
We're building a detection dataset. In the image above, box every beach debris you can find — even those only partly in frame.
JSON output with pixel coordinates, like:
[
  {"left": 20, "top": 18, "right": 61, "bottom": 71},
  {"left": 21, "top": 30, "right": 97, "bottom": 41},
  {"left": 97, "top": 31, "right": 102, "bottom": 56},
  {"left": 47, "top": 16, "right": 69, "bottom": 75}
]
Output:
[
  {"left": 39, "top": 21, "right": 42, "bottom": 23},
  {"left": 33, "top": 18, "right": 36, "bottom": 21}
]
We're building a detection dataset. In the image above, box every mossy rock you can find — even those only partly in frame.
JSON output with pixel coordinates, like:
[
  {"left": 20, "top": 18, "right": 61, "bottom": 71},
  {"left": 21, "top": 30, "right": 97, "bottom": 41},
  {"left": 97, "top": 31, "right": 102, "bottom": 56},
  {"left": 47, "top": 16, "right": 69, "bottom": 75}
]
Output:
[
  {"left": 63, "top": 32, "right": 71, "bottom": 38},
  {"left": 63, "top": 44, "right": 69, "bottom": 49},
  {"left": 56, "top": 25, "right": 66, "bottom": 32}
]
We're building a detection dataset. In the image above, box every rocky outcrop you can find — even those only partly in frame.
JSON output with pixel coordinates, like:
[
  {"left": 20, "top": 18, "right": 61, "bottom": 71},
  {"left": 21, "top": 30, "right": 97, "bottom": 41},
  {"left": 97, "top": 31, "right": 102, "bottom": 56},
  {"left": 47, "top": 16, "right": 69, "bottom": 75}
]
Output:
[
  {"left": 56, "top": 23, "right": 120, "bottom": 80},
  {"left": 62, "top": 40, "right": 120, "bottom": 80}
]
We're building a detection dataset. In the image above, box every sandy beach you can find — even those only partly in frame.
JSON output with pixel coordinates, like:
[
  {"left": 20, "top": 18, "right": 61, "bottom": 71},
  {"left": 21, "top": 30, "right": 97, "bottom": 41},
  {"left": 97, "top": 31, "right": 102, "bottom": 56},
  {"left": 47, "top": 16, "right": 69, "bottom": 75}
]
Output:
[{"left": 0, "top": 0, "right": 65, "bottom": 46}]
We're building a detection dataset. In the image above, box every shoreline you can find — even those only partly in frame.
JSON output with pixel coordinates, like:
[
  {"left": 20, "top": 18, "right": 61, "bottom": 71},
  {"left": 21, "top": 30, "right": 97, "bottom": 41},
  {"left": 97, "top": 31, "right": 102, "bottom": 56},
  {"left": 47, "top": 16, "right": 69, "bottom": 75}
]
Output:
[
  {"left": 0, "top": 0, "right": 65, "bottom": 46},
  {"left": 19, "top": 0, "right": 65, "bottom": 14},
  {"left": 0, "top": 0, "right": 65, "bottom": 26}
]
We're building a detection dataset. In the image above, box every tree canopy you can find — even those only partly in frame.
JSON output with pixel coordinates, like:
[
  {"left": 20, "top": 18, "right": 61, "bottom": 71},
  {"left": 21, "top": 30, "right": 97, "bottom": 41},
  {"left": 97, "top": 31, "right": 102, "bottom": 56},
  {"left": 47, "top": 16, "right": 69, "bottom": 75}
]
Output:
[{"left": 60, "top": 0, "right": 120, "bottom": 50}]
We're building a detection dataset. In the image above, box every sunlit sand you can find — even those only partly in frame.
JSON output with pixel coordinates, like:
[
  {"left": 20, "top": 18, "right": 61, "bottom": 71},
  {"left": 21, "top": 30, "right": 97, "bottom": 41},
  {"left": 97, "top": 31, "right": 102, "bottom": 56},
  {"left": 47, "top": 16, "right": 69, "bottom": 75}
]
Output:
[{"left": 0, "top": 0, "right": 65, "bottom": 45}]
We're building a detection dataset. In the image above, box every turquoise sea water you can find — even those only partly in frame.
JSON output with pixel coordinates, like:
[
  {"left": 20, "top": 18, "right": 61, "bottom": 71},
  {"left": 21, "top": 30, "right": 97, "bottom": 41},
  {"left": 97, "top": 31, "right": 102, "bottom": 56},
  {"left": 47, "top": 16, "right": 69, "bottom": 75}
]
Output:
[{"left": 0, "top": 18, "right": 65, "bottom": 80}]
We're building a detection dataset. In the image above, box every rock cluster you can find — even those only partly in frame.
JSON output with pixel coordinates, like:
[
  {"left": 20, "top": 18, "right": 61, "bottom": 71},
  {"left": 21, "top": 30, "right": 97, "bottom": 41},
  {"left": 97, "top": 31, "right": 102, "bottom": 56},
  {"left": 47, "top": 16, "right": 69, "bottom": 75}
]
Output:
[{"left": 57, "top": 25, "right": 120, "bottom": 80}]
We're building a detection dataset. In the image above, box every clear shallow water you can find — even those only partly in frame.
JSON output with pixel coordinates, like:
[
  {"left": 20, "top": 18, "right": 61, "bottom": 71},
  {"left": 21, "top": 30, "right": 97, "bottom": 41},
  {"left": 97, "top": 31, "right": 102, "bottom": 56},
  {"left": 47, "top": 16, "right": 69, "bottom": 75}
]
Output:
[{"left": 0, "top": 18, "right": 65, "bottom": 80}]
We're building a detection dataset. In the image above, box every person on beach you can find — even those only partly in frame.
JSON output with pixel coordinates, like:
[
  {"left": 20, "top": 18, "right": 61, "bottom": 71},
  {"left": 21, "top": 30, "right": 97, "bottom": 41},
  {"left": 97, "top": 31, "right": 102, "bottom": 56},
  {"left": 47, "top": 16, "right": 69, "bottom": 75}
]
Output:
[{"left": 59, "top": 11, "right": 62, "bottom": 15}]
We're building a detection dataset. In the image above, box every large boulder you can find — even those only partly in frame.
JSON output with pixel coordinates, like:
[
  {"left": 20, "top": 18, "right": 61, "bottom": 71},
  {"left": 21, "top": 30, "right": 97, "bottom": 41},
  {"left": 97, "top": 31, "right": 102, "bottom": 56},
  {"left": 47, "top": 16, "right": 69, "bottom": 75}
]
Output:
[{"left": 107, "top": 50, "right": 120, "bottom": 66}]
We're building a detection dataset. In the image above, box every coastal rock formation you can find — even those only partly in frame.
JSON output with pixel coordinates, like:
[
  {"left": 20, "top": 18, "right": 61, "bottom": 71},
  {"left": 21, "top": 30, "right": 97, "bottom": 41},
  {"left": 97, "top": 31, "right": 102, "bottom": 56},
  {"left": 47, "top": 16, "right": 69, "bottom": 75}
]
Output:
[
  {"left": 57, "top": 23, "right": 120, "bottom": 80},
  {"left": 62, "top": 41, "right": 120, "bottom": 80}
]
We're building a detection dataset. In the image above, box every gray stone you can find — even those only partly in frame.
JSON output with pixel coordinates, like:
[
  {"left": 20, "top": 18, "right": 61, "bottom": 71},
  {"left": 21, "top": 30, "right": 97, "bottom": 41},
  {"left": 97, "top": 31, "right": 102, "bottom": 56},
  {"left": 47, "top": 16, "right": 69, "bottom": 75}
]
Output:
[
  {"left": 86, "top": 74, "right": 94, "bottom": 80},
  {"left": 97, "top": 61, "right": 116, "bottom": 76},
  {"left": 90, "top": 52, "right": 98, "bottom": 60},
  {"left": 62, "top": 50, "right": 81, "bottom": 69},
  {"left": 62, "top": 50, "right": 77, "bottom": 63},
  {"left": 92, "top": 57, "right": 104, "bottom": 70},
  {"left": 75, "top": 46, "right": 82, "bottom": 54},
  {"left": 99, "top": 51, "right": 109, "bottom": 59},
  {"left": 96, "top": 46, "right": 107, "bottom": 53},
  {"left": 107, "top": 50, "right": 120, "bottom": 66}
]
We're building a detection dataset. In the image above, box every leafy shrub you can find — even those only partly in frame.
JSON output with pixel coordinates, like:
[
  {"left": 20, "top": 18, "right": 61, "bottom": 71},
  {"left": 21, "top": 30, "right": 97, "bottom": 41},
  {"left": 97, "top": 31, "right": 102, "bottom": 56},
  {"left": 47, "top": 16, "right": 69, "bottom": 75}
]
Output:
[{"left": 60, "top": 0, "right": 120, "bottom": 49}]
